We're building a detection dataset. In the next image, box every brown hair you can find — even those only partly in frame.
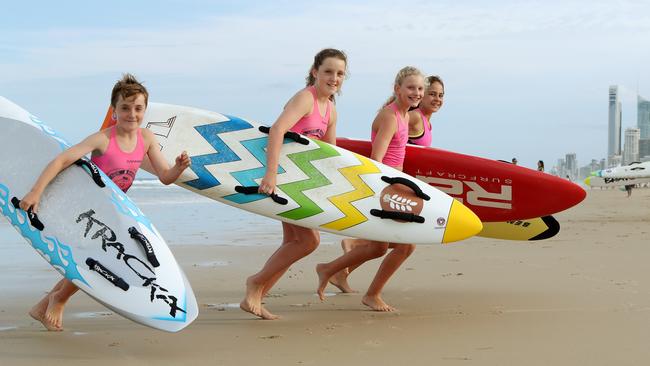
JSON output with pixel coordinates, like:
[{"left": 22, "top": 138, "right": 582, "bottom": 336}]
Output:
[
  {"left": 382, "top": 66, "right": 424, "bottom": 108},
  {"left": 425, "top": 75, "right": 444, "bottom": 92},
  {"left": 305, "top": 48, "right": 348, "bottom": 102},
  {"left": 110, "top": 73, "right": 149, "bottom": 108}
]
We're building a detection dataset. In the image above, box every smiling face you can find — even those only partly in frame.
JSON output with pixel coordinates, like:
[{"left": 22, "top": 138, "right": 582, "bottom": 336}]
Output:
[
  {"left": 419, "top": 81, "right": 444, "bottom": 114},
  {"left": 395, "top": 74, "right": 425, "bottom": 108},
  {"left": 312, "top": 56, "right": 347, "bottom": 97},
  {"left": 114, "top": 93, "right": 146, "bottom": 132}
]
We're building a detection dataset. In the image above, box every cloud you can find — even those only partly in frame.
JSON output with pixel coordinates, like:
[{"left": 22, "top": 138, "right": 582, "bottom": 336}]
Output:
[{"left": 3, "top": 0, "right": 650, "bottom": 167}]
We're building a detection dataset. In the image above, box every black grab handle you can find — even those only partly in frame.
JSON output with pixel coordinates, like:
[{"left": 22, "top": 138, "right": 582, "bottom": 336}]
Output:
[
  {"left": 128, "top": 227, "right": 160, "bottom": 268},
  {"left": 11, "top": 197, "right": 45, "bottom": 231},
  {"left": 74, "top": 159, "right": 105, "bottom": 188},
  {"left": 86, "top": 258, "right": 129, "bottom": 291},
  {"left": 234, "top": 185, "right": 289, "bottom": 205},
  {"left": 380, "top": 176, "right": 430, "bottom": 201},
  {"left": 370, "top": 209, "right": 425, "bottom": 223},
  {"left": 258, "top": 125, "right": 310, "bottom": 145}
]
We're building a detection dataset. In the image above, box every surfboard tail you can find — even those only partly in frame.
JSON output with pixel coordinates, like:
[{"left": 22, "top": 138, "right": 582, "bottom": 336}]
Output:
[{"left": 101, "top": 106, "right": 116, "bottom": 131}]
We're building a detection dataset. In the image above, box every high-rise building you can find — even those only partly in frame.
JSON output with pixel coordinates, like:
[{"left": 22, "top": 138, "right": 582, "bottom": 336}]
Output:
[
  {"left": 623, "top": 128, "right": 640, "bottom": 164},
  {"left": 609, "top": 86, "right": 622, "bottom": 157},
  {"left": 608, "top": 155, "right": 622, "bottom": 167},
  {"left": 639, "top": 138, "right": 650, "bottom": 160},
  {"left": 638, "top": 95, "right": 650, "bottom": 139},
  {"left": 565, "top": 153, "right": 577, "bottom": 180}
]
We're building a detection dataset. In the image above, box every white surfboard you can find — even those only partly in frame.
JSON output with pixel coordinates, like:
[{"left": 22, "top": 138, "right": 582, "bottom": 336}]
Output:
[
  {"left": 594, "top": 161, "right": 650, "bottom": 179},
  {"left": 0, "top": 97, "right": 198, "bottom": 332},
  {"left": 584, "top": 175, "right": 650, "bottom": 187},
  {"left": 102, "top": 103, "right": 482, "bottom": 244}
]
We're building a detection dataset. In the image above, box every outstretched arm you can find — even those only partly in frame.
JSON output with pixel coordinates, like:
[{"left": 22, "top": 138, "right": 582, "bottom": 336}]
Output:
[
  {"left": 143, "top": 129, "right": 190, "bottom": 185},
  {"left": 20, "top": 132, "right": 106, "bottom": 213}
]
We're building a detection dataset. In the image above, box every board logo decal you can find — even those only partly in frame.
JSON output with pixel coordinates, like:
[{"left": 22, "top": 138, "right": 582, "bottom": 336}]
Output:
[
  {"left": 378, "top": 183, "right": 424, "bottom": 222},
  {"left": 146, "top": 116, "right": 176, "bottom": 150},
  {"left": 76, "top": 209, "right": 186, "bottom": 319},
  {"left": 416, "top": 175, "right": 513, "bottom": 210}
]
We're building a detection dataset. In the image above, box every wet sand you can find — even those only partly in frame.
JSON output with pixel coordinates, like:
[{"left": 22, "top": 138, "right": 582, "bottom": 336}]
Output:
[{"left": 1, "top": 188, "right": 649, "bottom": 365}]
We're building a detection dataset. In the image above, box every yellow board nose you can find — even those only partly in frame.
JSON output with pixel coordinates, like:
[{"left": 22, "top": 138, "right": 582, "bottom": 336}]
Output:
[
  {"left": 442, "top": 200, "right": 483, "bottom": 244},
  {"left": 584, "top": 176, "right": 592, "bottom": 186}
]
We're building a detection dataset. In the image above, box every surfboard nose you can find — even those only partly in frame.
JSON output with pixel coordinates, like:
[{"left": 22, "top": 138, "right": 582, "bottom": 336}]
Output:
[{"left": 442, "top": 200, "right": 483, "bottom": 243}]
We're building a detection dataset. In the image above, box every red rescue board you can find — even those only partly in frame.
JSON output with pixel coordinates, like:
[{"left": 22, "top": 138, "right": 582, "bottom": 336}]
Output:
[{"left": 336, "top": 138, "right": 585, "bottom": 222}]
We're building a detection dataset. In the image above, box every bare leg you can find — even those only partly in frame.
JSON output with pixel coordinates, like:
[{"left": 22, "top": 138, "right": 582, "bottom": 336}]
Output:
[
  {"left": 327, "top": 239, "right": 374, "bottom": 292},
  {"left": 345, "top": 239, "right": 370, "bottom": 274},
  {"left": 316, "top": 240, "right": 388, "bottom": 301},
  {"left": 241, "top": 223, "right": 319, "bottom": 319},
  {"left": 362, "top": 244, "right": 415, "bottom": 312}
]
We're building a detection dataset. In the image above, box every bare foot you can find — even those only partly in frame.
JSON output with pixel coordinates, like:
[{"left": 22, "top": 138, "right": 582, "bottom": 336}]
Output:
[
  {"left": 43, "top": 292, "right": 67, "bottom": 330},
  {"left": 315, "top": 263, "right": 331, "bottom": 301},
  {"left": 28, "top": 295, "right": 62, "bottom": 331},
  {"left": 240, "top": 277, "right": 264, "bottom": 318},
  {"left": 260, "top": 306, "right": 280, "bottom": 320},
  {"left": 362, "top": 295, "right": 396, "bottom": 312},
  {"left": 329, "top": 269, "right": 356, "bottom": 293}
]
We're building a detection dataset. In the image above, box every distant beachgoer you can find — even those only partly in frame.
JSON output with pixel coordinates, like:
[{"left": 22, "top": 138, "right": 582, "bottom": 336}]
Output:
[
  {"left": 625, "top": 184, "right": 633, "bottom": 197},
  {"left": 240, "top": 48, "right": 348, "bottom": 320},
  {"left": 537, "top": 160, "right": 545, "bottom": 172},
  {"left": 316, "top": 66, "right": 425, "bottom": 312},
  {"left": 512, "top": 157, "right": 518, "bottom": 165},
  {"left": 19, "top": 74, "right": 191, "bottom": 331}
]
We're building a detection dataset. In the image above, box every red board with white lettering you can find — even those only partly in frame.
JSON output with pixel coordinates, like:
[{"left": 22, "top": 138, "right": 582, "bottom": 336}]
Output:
[{"left": 336, "top": 138, "right": 585, "bottom": 222}]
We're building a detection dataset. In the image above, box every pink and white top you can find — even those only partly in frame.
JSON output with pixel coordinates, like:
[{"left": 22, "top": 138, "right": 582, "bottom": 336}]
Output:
[{"left": 91, "top": 127, "right": 146, "bottom": 192}]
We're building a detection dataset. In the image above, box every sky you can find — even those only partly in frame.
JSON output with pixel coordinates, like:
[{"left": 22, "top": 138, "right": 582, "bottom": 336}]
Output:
[{"left": 2, "top": 0, "right": 650, "bottom": 170}]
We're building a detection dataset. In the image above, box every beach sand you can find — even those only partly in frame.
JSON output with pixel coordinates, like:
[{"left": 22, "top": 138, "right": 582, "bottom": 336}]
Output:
[{"left": 1, "top": 187, "right": 649, "bottom": 365}]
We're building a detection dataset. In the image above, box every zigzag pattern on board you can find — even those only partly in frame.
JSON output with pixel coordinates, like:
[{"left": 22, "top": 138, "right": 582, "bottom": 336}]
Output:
[
  {"left": 223, "top": 136, "right": 290, "bottom": 204},
  {"left": 277, "top": 139, "right": 340, "bottom": 220},
  {"left": 321, "top": 152, "right": 380, "bottom": 231},
  {"left": 183, "top": 116, "right": 253, "bottom": 190}
]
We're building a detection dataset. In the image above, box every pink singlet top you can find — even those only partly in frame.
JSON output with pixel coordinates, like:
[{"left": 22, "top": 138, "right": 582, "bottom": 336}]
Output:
[
  {"left": 91, "top": 127, "right": 146, "bottom": 192},
  {"left": 289, "top": 86, "right": 331, "bottom": 140},
  {"left": 371, "top": 102, "right": 408, "bottom": 168},
  {"left": 408, "top": 109, "right": 432, "bottom": 147}
]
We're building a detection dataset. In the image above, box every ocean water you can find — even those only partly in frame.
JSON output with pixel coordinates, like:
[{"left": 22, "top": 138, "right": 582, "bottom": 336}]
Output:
[
  {"left": 124, "top": 179, "right": 282, "bottom": 246},
  {"left": 0, "top": 179, "right": 341, "bottom": 272},
  {"left": 0, "top": 179, "right": 290, "bottom": 247}
]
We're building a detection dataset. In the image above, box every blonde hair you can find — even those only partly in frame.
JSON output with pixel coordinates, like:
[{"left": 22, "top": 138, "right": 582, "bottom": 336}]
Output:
[
  {"left": 305, "top": 48, "right": 348, "bottom": 102},
  {"left": 382, "top": 66, "right": 424, "bottom": 108},
  {"left": 110, "top": 73, "right": 148, "bottom": 108}
]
